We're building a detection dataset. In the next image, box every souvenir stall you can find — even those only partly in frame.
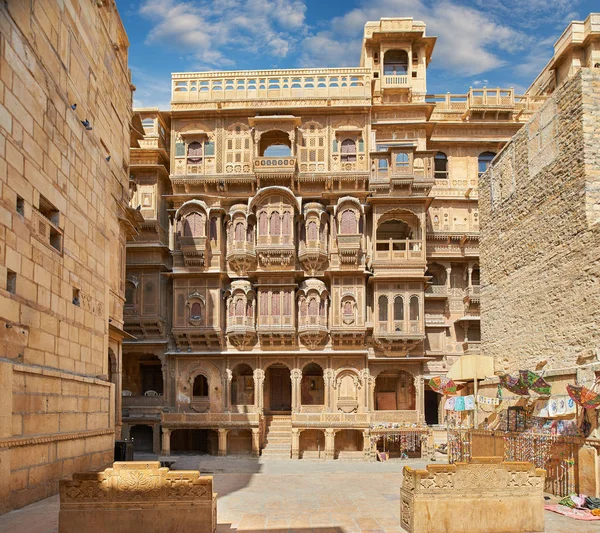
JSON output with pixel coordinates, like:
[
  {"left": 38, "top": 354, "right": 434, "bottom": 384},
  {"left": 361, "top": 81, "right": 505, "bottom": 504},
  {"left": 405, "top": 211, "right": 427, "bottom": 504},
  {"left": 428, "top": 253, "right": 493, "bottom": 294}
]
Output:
[
  {"left": 446, "top": 370, "right": 600, "bottom": 497},
  {"left": 369, "top": 423, "right": 432, "bottom": 461}
]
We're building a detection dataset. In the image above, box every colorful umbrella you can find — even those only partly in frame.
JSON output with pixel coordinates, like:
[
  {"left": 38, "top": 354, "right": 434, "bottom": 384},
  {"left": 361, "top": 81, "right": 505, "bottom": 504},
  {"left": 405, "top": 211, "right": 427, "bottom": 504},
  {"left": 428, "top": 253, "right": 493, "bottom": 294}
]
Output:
[
  {"left": 567, "top": 384, "right": 600, "bottom": 409},
  {"left": 519, "top": 370, "right": 551, "bottom": 396},
  {"left": 429, "top": 376, "right": 458, "bottom": 396},
  {"left": 499, "top": 373, "right": 529, "bottom": 396}
]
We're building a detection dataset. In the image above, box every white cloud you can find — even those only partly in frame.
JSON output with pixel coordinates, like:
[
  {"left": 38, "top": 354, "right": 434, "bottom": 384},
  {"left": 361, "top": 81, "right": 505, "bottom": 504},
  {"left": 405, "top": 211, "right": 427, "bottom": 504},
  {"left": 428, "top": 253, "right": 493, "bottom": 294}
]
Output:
[
  {"left": 139, "top": 0, "right": 307, "bottom": 69},
  {"left": 300, "top": 0, "right": 532, "bottom": 75}
]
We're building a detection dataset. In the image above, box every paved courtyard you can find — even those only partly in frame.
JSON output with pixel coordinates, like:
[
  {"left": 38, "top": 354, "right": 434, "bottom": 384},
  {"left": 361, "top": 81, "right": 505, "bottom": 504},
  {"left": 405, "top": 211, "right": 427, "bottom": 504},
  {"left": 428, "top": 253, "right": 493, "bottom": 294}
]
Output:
[{"left": 0, "top": 456, "right": 597, "bottom": 533}]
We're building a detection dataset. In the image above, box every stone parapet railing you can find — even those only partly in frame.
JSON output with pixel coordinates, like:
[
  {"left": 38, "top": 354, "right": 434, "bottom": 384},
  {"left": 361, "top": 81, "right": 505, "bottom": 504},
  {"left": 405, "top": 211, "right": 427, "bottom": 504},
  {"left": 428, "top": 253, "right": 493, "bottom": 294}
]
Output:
[
  {"left": 59, "top": 461, "right": 217, "bottom": 533},
  {"left": 400, "top": 458, "right": 545, "bottom": 533}
]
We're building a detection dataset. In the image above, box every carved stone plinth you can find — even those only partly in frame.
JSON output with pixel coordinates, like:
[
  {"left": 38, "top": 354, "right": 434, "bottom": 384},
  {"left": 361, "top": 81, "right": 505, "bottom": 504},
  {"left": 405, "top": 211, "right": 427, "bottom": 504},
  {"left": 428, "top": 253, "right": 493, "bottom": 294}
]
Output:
[
  {"left": 59, "top": 461, "right": 217, "bottom": 533},
  {"left": 400, "top": 458, "right": 545, "bottom": 533}
]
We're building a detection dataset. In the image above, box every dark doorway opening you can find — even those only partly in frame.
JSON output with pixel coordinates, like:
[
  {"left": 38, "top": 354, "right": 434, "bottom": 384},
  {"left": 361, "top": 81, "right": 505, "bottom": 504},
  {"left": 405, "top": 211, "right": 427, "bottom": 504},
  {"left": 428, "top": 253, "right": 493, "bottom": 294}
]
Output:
[
  {"left": 170, "top": 429, "right": 218, "bottom": 454},
  {"left": 130, "top": 425, "right": 153, "bottom": 452},
  {"left": 266, "top": 365, "right": 292, "bottom": 411},
  {"left": 424, "top": 389, "right": 439, "bottom": 425}
]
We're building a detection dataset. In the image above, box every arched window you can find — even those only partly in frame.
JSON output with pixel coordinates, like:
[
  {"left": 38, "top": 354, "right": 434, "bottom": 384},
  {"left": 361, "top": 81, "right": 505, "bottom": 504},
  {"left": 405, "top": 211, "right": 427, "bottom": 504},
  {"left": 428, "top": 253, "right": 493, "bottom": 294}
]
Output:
[
  {"left": 272, "top": 292, "right": 280, "bottom": 314},
  {"left": 409, "top": 296, "right": 419, "bottom": 321},
  {"left": 192, "top": 375, "right": 208, "bottom": 397},
  {"left": 235, "top": 298, "right": 245, "bottom": 316},
  {"left": 341, "top": 139, "right": 356, "bottom": 162},
  {"left": 183, "top": 212, "right": 204, "bottom": 237},
  {"left": 308, "top": 297, "right": 318, "bottom": 316},
  {"left": 395, "top": 153, "right": 409, "bottom": 168},
  {"left": 343, "top": 300, "right": 353, "bottom": 316},
  {"left": 393, "top": 296, "right": 404, "bottom": 321},
  {"left": 190, "top": 300, "right": 204, "bottom": 321},
  {"left": 307, "top": 221, "right": 318, "bottom": 240},
  {"left": 472, "top": 267, "right": 481, "bottom": 285},
  {"left": 187, "top": 141, "right": 203, "bottom": 163},
  {"left": 270, "top": 212, "right": 281, "bottom": 235},
  {"left": 478, "top": 152, "right": 496, "bottom": 176},
  {"left": 434, "top": 152, "right": 448, "bottom": 179},
  {"left": 384, "top": 50, "right": 408, "bottom": 75},
  {"left": 246, "top": 223, "right": 254, "bottom": 243},
  {"left": 260, "top": 293, "right": 268, "bottom": 316},
  {"left": 283, "top": 292, "right": 291, "bottom": 315},
  {"left": 209, "top": 217, "right": 218, "bottom": 241},
  {"left": 259, "top": 212, "right": 268, "bottom": 235},
  {"left": 340, "top": 210, "right": 358, "bottom": 234},
  {"left": 234, "top": 222, "right": 245, "bottom": 241},
  {"left": 125, "top": 282, "right": 136, "bottom": 306},
  {"left": 320, "top": 222, "right": 327, "bottom": 243},
  {"left": 282, "top": 212, "right": 291, "bottom": 237},
  {"left": 378, "top": 295, "right": 388, "bottom": 322}
]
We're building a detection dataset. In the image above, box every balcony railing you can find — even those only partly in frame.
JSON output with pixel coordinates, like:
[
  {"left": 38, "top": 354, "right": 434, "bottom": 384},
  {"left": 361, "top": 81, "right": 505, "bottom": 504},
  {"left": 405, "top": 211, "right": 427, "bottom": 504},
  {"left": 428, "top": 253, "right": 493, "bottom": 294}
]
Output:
[
  {"left": 383, "top": 75, "right": 409, "bottom": 87},
  {"left": 376, "top": 321, "right": 422, "bottom": 336},
  {"left": 227, "top": 240, "right": 255, "bottom": 257},
  {"left": 226, "top": 316, "right": 255, "bottom": 334},
  {"left": 427, "top": 89, "right": 547, "bottom": 114},
  {"left": 374, "top": 240, "right": 425, "bottom": 262},
  {"left": 172, "top": 69, "right": 372, "bottom": 103},
  {"left": 425, "top": 285, "right": 449, "bottom": 297},
  {"left": 253, "top": 156, "right": 296, "bottom": 174}
]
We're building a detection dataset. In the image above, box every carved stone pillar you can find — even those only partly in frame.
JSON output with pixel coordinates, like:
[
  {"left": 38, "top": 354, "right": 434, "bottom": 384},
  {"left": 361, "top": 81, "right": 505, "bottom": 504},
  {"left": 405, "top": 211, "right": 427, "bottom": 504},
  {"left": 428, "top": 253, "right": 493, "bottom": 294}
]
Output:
[
  {"left": 368, "top": 375, "right": 376, "bottom": 413},
  {"left": 254, "top": 369, "right": 265, "bottom": 413},
  {"left": 291, "top": 369, "right": 302, "bottom": 412},
  {"left": 446, "top": 266, "right": 452, "bottom": 290},
  {"left": 161, "top": 428, "right": 171, "bottom": 456},
  {"left": 251, "top": 428, "right": 260, "bottom": 457},
  {"left": 362, "top": 430, "right": 372, "bottom": 460},
  {"left": 325, "top": 429, "right": 335, "bottom": 460},
  {"left": 222, "top": 368, "right": 233, "bottom": 412},
  {"left": 324, "top": 369, "right": 334, "bottom": 411},
  {"left": 414, "top": 374, "right": 425, "bottom": 425},
  {"left": 218, "top": 428, "right": 228, "bottom": 456},
  {"left": 152, "top": 424, "right": 161, "bottom": 454},
  {"left": 359, "top": 369, "right": 370, "bottom": 413},
  {"left": 289, "top": 129, "right": 296, "bottom": 156},
  {"left": 291, "top": 428, "right": 300, "bottom": 459},
  {"left": 160, "top": 356, "right": 169, "bottom": 406},
  {"left": 168, "top": 215, "right": 175, "bottom": 251},
  {"left": 467, "top": 265, "right": 473, "bottom": 288}
]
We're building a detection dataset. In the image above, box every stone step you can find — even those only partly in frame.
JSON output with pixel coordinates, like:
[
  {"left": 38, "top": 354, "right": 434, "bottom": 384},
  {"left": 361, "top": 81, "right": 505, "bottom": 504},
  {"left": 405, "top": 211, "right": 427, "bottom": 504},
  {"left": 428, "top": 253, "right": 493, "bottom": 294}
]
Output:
[
  {"left": 336, "top": 451, "right": 365, "bottom": 461},
  {"left": 263, "top": 443, "right": 292, "bottom": 450},
  {"left": 266, "top": 429, "right": 292, "bottom": 435},
  {"left": 300, "top": 451, "right": 326, "bottom": 460},
  {"left": 266, "top": 437, "right": 291, "bottom": 445},
  {"left": 261, "top": 450, "right": 291, "bottom": 458}
]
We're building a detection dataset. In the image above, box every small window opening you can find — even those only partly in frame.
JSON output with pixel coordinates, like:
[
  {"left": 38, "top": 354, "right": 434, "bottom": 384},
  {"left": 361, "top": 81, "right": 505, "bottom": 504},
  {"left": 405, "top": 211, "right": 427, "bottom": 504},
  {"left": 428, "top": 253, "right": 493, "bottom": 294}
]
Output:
[
  {"left": 6, "top": 269, "right": 16, "bottom": 294},
  {"left": 72, "top": 287, "right": 81, "bottom": 306},
  {"left": 38, "top": 196, "right": 59, "bottom": 225},
  {"left": 16, "top": 196, "right": 24, "bottom": 216}
]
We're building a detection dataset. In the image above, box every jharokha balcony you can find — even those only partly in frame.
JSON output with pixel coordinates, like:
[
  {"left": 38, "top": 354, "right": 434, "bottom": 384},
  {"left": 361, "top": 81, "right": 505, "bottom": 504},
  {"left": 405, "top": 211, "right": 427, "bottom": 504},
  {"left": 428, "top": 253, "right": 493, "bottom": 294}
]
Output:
[
  {"left": 298, "top": 239, "right": 328, "bottom": 274},
  {"left": 373, "top": 322, "right": 425, "bottom": 356},
  {"left": 255, "top": 236, "right": 296, "bottom": 269},
  {"left": 226, "top": 315, "right": 257, "bottom": 349},
  {"left": 336, "top": 234, "right": 363, "bottom": 266},
  {"left": 253, "top": 156, "right": 297, "bottom": 179},
  {"left": 298, "top": 315, "right": 329, "bottom": 350},
  {"left": 226, "top": 240, "right": 256, "bottom": 275},
  {"left": 180, "top": 235, "right": 208, "bottom": 267}
]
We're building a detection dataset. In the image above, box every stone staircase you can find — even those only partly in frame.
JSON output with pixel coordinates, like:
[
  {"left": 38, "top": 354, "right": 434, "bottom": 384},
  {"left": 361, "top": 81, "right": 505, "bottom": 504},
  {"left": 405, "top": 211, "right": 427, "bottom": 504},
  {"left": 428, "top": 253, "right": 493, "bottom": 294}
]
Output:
[{"left": 261, "top": 415, "right": 292, "bottom": 459}]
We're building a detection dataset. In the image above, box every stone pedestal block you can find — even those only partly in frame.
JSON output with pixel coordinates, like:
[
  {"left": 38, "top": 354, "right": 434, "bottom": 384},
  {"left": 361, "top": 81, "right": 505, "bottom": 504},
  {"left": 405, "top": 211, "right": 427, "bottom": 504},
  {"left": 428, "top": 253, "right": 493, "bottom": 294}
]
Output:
[
  {"left": 59, "top": 461, "right": 217, "bottom": 533},
  {"left": 400, "top": 457, "right": 545, "bottom": 533}
]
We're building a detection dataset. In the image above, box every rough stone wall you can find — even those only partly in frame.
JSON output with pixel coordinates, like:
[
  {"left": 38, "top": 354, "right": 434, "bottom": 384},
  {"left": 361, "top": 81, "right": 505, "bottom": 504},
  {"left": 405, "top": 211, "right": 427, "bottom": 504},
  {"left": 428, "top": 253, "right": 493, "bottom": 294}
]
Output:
[
  {"left": 479, "top": 68, "right": 600, "bottom": 374},
  {"left": 0, "top": 0, "right": 132, "bottom": 513}
]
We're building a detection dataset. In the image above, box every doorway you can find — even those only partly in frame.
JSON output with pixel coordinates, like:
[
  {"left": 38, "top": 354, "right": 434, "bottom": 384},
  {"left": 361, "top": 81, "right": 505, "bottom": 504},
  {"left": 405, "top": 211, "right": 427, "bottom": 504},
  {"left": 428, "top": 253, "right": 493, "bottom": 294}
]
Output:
[
  {"left": 266, "top": 365, "right": 291, "bottom": 411},
  {"left": 424, "top": 389, "right": 439, "bottom": 425}
]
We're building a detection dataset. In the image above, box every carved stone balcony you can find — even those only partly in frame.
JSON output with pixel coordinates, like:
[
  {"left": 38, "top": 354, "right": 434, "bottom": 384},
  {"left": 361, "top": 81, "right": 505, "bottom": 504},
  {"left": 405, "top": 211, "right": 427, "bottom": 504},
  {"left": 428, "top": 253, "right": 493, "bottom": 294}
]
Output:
[
  {"left": 330, "top": 327, "right": 366, "bottom": 348},
  {"left": 383, "top": 75, "right": 409, "bottom": 88},
  {"left": 463, "top": 340, "right": 481, "bottom": 354},
  {"left": 464, "top": 285, "right": 481, "bottom": 304},
  {"left": 373, "top": 321, "right": 424, "bottom": 355},
  {"left": 226, "top": 316, "right": 257, "bottom": 349},
  {"left": 298, "top": 240, "right": 328, "bottom": 274},
  {"left": 298, "top": 316, "right": 328, "bottom": 349},
  {"left": 172, "top": 326, "right": 222, "bottom": 350},
  {"left": 424, "top": 284, "right": 449, "bottom": 299},
  {"left": 255, "top": 238, "right": 296, "bottom": 269},
  {"left": 257, "top": 320, "right": 295, "bottom": 347},
  {"left": 373, "top": 239, "right": 425, "bottom": 266},
  {"left": 227, "top": 240, "right": 256, "bottom": 275},
  {"left": 336, "top": 234, "right": 362, "bottom": 266},
  {"left": 253, "top": 157, "right": 296, "bottom": 179},
  {"left": 180, "top": 235, "right": 207, "bottom": 267}
]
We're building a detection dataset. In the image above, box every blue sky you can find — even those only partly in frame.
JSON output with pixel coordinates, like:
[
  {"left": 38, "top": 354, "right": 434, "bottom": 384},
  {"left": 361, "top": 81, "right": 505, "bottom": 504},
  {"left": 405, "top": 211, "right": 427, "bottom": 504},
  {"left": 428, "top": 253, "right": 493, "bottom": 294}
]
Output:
[{"left": 115, "top": 0, "right": 598, "bottom": 110}]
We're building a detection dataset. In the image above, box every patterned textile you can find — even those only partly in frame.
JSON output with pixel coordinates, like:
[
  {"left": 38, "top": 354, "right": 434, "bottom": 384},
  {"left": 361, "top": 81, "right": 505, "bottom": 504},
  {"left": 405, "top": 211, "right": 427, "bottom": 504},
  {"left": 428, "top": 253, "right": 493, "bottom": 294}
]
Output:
[
  {"left": 444, "top": 397, "right": 456, "bottom": 410},
  {"left": 464, "top": 395, "right": 475, "bottom": 411},
  {"left": 499, "top": 373, "right": 529, "bottom": 396},
  {"left": 519, "top": 370, "right": 551, "bottom": 395},
  {"left": 567, "top": 384, "right": 600, "bottom": 409},
  {"left": 428, "top": 376, "right": 458, "bottom": 396},
  {"left": 544, "top": 505, "right": 600, "bottom": 521},
  {"left": 454, "top": 396, "right": 465, "bottom": 411}
]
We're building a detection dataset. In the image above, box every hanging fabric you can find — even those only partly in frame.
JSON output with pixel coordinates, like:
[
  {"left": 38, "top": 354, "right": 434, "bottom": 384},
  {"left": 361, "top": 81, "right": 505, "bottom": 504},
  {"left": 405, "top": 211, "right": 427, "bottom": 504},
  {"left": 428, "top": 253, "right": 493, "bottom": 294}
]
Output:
[
  {"left": 499, "top": 373, "right": 529, "bottom": 396},
  {"left": 519, "top": 370, "right": 551, "bottom": 396},
  {"left": 567, "top": 384, "right": 600, "bottom": 409}
]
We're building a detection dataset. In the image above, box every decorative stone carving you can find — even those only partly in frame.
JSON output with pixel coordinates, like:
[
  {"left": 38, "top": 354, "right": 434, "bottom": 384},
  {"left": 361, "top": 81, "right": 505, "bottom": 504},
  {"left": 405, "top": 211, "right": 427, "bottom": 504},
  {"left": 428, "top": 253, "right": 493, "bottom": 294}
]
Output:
[
  {"left": 400, "top": 459, "right": 545, "bottom": 533},
  {"left": 59, "top": 462, "right": 217, "bottom": 533}
]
